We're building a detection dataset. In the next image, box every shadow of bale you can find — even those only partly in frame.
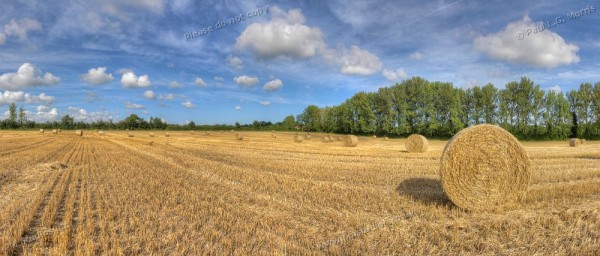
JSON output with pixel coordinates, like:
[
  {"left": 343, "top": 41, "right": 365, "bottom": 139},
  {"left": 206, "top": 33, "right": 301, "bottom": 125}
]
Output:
[{"left": 396, "top": 177, "right": 452, "bottom": 207}]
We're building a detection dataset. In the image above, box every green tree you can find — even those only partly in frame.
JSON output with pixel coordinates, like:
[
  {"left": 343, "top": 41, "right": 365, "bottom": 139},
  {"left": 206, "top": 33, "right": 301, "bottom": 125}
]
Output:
[
  {"left": 61, "top": 115, "right": 74, "bottom": 129},
  {"left": 18, "top": 106, "right": 26, "bottom": 128},
  {"left": 299, "top": 105, "right": 322, "bottom": 131},
  {"left": 282, "top": 115, "right": 296, "bottom": 130}
]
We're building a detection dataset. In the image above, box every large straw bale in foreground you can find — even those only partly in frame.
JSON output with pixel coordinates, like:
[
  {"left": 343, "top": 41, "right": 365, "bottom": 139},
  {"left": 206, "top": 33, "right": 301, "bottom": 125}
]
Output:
[
  {"left": 405, "top": 134, "right": 428, "bottom": 153},
  {"left": 440, "top": 124, "right": 531, "bottom": 212},
  {"left": 341, "top": 135, "right": 358, "bottom": 147},
  {"left": 569, "top": 138, "right": 581, "bottom": 147}
]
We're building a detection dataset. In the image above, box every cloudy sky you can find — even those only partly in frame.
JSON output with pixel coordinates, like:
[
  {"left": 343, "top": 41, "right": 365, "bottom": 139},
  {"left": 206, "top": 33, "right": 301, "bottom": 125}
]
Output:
[{"left": 0, "top": 0, "right": 598, "bottom": 124}]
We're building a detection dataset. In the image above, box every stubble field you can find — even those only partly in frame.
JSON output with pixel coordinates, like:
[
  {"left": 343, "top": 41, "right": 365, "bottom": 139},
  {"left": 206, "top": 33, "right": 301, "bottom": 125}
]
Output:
[{"left": 0, "top": 130, "right": 599, "bottom": 255}]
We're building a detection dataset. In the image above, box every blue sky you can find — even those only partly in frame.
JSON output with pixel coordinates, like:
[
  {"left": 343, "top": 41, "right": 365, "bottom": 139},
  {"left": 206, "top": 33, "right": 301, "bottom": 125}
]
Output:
[{"left": 0, "top": 0, "right": 598, "bottom": 125}]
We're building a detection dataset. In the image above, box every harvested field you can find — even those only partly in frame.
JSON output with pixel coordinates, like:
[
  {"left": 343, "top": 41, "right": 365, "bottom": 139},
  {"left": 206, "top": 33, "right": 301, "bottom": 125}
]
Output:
[{"left": 0, "top": 131, "right": 599, "bottom": 255}]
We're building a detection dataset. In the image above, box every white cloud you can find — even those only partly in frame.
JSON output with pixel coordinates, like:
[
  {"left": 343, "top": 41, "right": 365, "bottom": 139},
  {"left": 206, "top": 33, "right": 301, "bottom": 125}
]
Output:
[
  {"left": 214, "top": 76, "right": 224, "bottom": 82},
  {"left": 0, "top": 18, "right": 42, "bottom": 44},
  {"left": 158, "top": 93, "right": 175, "bottom": 100},
  {"left": 263, "top": 79, "right": 283, "bottom": 91},
  {"left": 81, "top": 66, "right": 114, "bottom": 85},
  {"left": 474, "top": 15, "right": 579, "bottom": 68},
  {"left": 548, "top": 85, "right": 561, "bottom": 93},
  {"left": 409, "top": 51, "right": 423, "bottom": 60},
  {"left": 181, "top": 101, "right": 196, "bottom": 109},
  {"left": 99, "top": 0, "right": 167, "bottom": 20},
  {"left": 382, "top": 68, "right": 408, "bottom": 81},
  {"left": 0, "top": 63, "right": 60, "bottom": 90},
  {"left": 125, "top": 102, "right": 145, "bottom": 109},
  {"left": 143, "top": 90, "right": 155, "bottom": 99},
  {"left": 168, "top": 81, "right": 182, "bottom": 88},
  {"left": 234, "top": 75, "right": 259, "bottom": 87},
  {"left": 116, "top": 68, "right": 133, "bottom": 75},
  {"left": 0, "top": 91, "right": 55, "bottom": 105},
  {"left": 66, "top": 106, "right": 112, "bottom": 122},
  {"left": 235, "top": 106, "right": 241, "bottom": 111},
  {"left": 236, "top": 7, "right": 326, "bottom": 60},
  {"left": 227, "top": 56, "right": 244, "bottom": 70},
  {"left": 121, "top": 71, "right": 151, "bottom": 88},
  {"left": 324, "top": 45, "right": 383, "bottom": 76},
  {"left": 194, "top": 77, "right": 206, "bottom": 87},
  {"left": 260, "top": 101, "right": 271, "bottom": 106},
  {"left": 30, "top": 105, "right": 58, "bottom": 122}
]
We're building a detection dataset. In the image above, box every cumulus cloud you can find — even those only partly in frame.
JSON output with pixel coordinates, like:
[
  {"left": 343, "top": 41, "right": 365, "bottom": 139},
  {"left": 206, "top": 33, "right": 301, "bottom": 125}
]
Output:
[
  {"left": 158, "top": 93, "right": 175, "bottom": 100},
  {"left": 81, "top": 66, "right": 114, "bottom": 85},
  {"left": 214, "top": 76, "right": 224, "bottom": 82},
  {"left": 235, "top": 106, "right": 241, "bottom": 111},
  {"left": 0, "top": 91, "right": 55, "bottom": 105},
  {"left": 194, "top": 77, "right": 206, "bottom": 87},
  {"left": 263, "top": 79, "right": 283, "bottom": 91},
  {"left": 0, "top": 63, "right": 60, "bottom": 90},
  {"left": 125, "top": 101, "right": 145, "bottom": 109},
  {"left": 234, "top": 75, "right": 259, "bottom": 87},
  {"left": 548, "top": 85, "right": 561, "bottom": 93},
  {"left": 143, "top": 90, "right": 155, "bottom": 99},
  {"left": 99, "top": 0, "right": 167, "bottom": 20},
  {"left": 30, "top": 105, "right": 58, "bottom": 122},
  {"left": 382, "top": 68, "right": 408, "bottom": 81},
  {"left": 121, "top": 71, "right": 151, "bottom": 88},
  {"left": 66, "top": 106, "right": 112, "bottom": 122},
  {"left": 181, "top": 101, "right": 196, "bottom": 109},
  {"left": 236, "top": 7, "right": 326, "bottom": 60},
  {"left": 0, "top": 18, "right": 42, "bottom": 44},
  {"left": 474, "top": 15, "right": 579, "bottom": 68},
  {"left": 227, "top": 56, "right": 244, "bottom": 70},
  {"left": 260, "top": 101, "right": 271, "bottom": 106},
  {"left": 324, "top": 45, "right": 383, "bottom": 76},
  {"left": 409, "top": 51, "right": 423, "bottom": 60},
  {"left": 168, "top": 81, "right": 182, "bottom": 88}
]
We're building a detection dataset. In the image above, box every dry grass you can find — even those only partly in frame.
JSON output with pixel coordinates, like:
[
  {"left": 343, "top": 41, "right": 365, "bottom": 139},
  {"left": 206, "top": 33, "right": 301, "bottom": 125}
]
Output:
[{"left": 0, "top": 131, "right": 598, "bottom": 255}]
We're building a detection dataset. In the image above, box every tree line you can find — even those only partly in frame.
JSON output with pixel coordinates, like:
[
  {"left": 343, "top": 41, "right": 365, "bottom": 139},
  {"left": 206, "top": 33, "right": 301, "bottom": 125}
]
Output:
[{"left": 296, "top": 76, "right": 600, "bottom": 140}]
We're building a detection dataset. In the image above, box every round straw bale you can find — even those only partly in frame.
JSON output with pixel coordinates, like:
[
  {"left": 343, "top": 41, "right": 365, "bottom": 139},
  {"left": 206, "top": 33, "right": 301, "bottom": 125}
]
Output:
[
  {"left": 372, "top": 135, "right": 377, "bottom": 139},
  {"left": 58, "top": 129, "right": 61, "bottom": 133},
  {"left": 271, "top": 134, "right": 277, "bottom": 138},
  {"left": 581, "top": 139, "right": 586, "bottom": 144},
  {"left": 40, "top": 129, "right": 45, "bottom": 133},
  {"left": 128, "top": 132, "right": 134, "bottom": 137},
  {"left": 165, "top": 132, "right": 170, "bottom": 137},
  {"left": 294, "top": 135, "right": 303, "bottom": 142},
  {"left": 149, "top": 132, "right": 155, "bottom": 137},
  {"left": 206, "top": 131, "right": 210, "bottom": 135},
  {"left": 99, "top": 130, "right": 104, "bottom": 135},
  {"left": 322, "top": 135, "right": 331, "bottom": 143},
  {"left": 405, "top": 134, "right": 429, "bottom": 153},
  {"left": 236, "top": 133, "right": 244, "bottom": 140},
  {"left": 305, "top": 134, "right": 312, "bottom": 139},
  {"left": 52, "top": 129, "right": 58, "bottom": 134},
  {"left": 230, "top": 129, "right": 234, "bottom": 133},
  {"left": 569, "top": 138, "right": 581, "bottom": 147},
  {"left": 75, "top": 130, "right": 83, "bottom": 136},
  {"left": 439, "top": 124, "right": 531, "bottom": 212},
  {"left": 335, "top": 136, "right": 342, "bottom": 141},
  {"left": 384, "top": 136, "right": 389, "bottom": 141},
  {"left": 342, "top": 135, "right": 358, "bottom": 147}
]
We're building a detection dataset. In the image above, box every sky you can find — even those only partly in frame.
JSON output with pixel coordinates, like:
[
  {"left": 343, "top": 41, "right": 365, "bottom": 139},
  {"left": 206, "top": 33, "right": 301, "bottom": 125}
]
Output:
[{"left": 0, "top": 0, "right": 598, "bottom": 125}]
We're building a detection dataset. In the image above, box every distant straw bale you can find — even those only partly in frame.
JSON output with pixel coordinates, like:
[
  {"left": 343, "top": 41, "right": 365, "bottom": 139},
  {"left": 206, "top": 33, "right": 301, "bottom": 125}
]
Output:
[
  {"left": 569, "top": 138, "right": 581, "bottom": 147},
  {"left": 75, "top": 130, "right": 83, "bottom": 136},
  {"left": 439, "top": 124, "right": 531, "bottom": 212},
  {"left": 294, "top": 135, "right": 303, "bottom": 143},
  {"left": 236, "top": 134, "right": 244, "bottom": 140},
  {"left": 342, "top": 135, "right": 358, "bottom": 147},
  {"left": 405, "top": 134, "right": 429, "bottom": 153}
]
